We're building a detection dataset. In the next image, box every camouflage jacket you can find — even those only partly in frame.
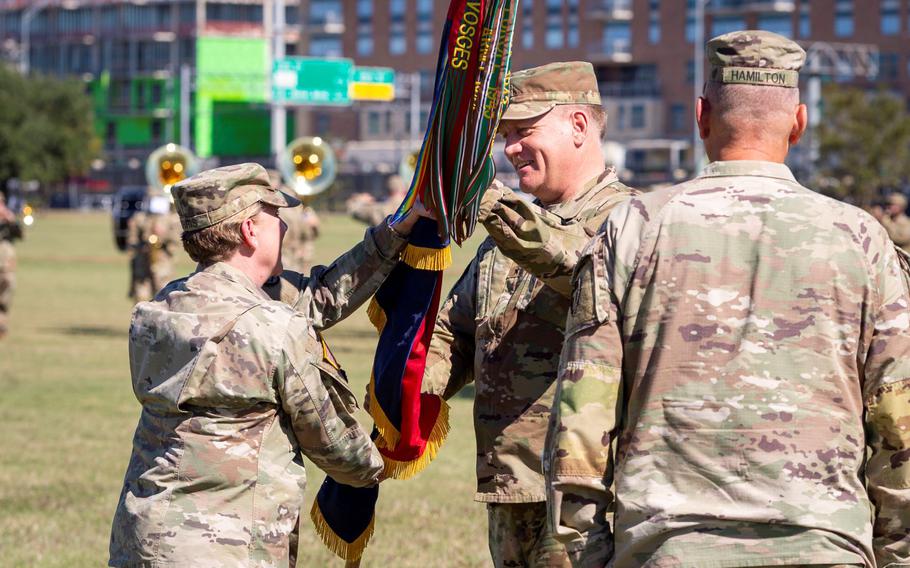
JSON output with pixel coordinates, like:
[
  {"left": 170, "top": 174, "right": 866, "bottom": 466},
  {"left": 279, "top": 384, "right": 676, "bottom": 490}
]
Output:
[
  {"left": 126, "top": 211, "right": 182, "bottom": 263},
  {"left": 546, "top": 161, "right": 910, "bottom": 567},
  {"left": 110, "top": 224, "right": 407, "bottom": 568},
  {"left": 348, "top": 199, "right": 398, "bottom": 227},
  {"left": 424, "top": 169, "right": 634, "bottom": 503},
  {"left": 881, "top": 212, "right": 910, "bottom": 252}
]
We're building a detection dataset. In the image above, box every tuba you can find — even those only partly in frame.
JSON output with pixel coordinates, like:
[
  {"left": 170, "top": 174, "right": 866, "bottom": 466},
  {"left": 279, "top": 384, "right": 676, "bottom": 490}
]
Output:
[
  {"left": 278, "top": 136, "right": 337, "bottom": 197},
  {"left": 145, "top": 143, "right": 199, "bottom": 199}
]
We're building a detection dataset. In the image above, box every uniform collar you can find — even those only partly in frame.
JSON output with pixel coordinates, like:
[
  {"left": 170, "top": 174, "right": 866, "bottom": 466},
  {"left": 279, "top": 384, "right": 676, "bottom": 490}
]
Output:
[
  {"left": 197, "top": 261, "right": 273, "bottom": 302},
  {"left": 545, "top": 167, "right": 619, "bottom": 218},
  {"left": 700, "top": 160, "right": 797, "bottom": 182}
]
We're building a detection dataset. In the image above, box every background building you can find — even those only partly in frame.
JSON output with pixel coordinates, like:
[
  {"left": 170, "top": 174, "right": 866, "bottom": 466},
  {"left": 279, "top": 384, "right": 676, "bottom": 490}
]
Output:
[
  {"left": 0, "top": 0, "right": 908, "bottom": 191},
  {"left": 299, "top": 0, "right": 910, "bottom": 186}
]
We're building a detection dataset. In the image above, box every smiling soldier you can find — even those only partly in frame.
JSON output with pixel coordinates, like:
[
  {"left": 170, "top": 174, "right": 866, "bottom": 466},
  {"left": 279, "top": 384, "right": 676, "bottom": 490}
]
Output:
[{"left": 421, "top": 61, "right": 636, "bottom": 567}]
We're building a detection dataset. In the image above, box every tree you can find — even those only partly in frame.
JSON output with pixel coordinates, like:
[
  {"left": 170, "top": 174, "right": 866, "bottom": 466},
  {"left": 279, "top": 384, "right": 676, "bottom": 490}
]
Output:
[
  {"left": 0, "top": 65, "right": 100, "bottom": 188},
  {"left": 816, "top": 84, "right": 910, "bottom": 206}
]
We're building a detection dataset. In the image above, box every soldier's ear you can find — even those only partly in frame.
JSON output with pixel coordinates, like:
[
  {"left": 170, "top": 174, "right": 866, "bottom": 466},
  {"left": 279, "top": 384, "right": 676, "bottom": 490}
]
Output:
[
  {"left": 570, "top": 109, "right": 588, "bottom": 146},
  {"left": 240, "top": 217, "right": 258, "bottom": 249},
  {"left": 696, "top": 97, "right": 711, "bottom": 140},
  {"left": 790, "top": 104, "right": 808, "bottom": 146}
]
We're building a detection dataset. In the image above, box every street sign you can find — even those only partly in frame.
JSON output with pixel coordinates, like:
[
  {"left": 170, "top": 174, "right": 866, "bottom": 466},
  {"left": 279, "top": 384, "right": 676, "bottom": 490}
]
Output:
[
  {"left": 350, "top": 67, "right": 396, "bottom": 101},
  {"left": 272, "top": 57, "right": 353, "bottom": 105}
]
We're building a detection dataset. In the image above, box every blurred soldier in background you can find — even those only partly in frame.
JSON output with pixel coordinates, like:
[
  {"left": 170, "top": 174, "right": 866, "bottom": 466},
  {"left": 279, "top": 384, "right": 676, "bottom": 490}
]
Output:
[
  {"left": 422, "top": 61, "right": 635, "bottom": 568},
  {"left": 0, "top": 192, "right": 23, "bottom": 339},
  {"left": 347, "top": 174, "right": 408, "bottom": 226},
  {"left": 110, "top": 163, "right": 427, "bottom": 567},
  {"left": 879, "top": 193, "right": 910, "bottom": 252},
  {"left": 268, "top": 169, "right": 320, "bottom": 273},
  {"left": 546, "top": 31, "right": 910, "bottom": 567},
  {"left": 126, "top": 190, "right": 182, "bottom": 302}
]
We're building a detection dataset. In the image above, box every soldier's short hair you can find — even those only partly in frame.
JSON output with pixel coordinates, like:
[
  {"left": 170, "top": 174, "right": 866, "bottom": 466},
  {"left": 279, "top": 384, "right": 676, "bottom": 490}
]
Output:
[{"left": 181, "top": 202, "right": 263, "bottom": 264}]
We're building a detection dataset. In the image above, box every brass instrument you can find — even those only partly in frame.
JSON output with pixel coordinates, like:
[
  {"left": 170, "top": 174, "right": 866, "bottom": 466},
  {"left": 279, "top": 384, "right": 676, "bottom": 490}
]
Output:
[
  {"left": 145, "top": 143, "right": 199, "bottom": 200},
  {"left": 277, "top": 137, "right": 337, "bottom": 197}
]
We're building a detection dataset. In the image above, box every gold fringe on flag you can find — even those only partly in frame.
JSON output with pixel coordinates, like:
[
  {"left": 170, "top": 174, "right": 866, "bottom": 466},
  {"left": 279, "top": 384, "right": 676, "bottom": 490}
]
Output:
[
  {"left": 401, "top": 244, "right": 453, "bottom": 271},
  {"left": 368, "top": 376, "right": 401, "bottom": 450},
  {"left": 310, "top": 499, "right": 375, "bottom": 562},
  {"left": 366, "top": 297, "right": 387, "bottom": 332},
  {"left": 380, "top": 399, "right": 450, "bottom": 481}
]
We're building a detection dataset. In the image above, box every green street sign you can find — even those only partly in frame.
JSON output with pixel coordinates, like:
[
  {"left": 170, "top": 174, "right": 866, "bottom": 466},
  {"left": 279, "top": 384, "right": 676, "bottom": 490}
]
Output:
[{"left": 272, "top": 57, "right": 353, "bottom": 105}]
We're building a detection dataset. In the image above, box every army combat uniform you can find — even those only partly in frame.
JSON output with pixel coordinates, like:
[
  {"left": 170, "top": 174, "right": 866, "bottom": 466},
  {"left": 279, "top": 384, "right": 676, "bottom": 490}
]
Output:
[
  {"left": 424, "top": 58, "right": 635, "bottom": 568},
  {"left": 281, "top": 204, "right": 320, "bottom": 273},
  {"left": 110, "top": 164, "right": 408, "bottom": 567},
  {"left": 880, "top": 194, "right": 910, "bottom": 253},
  {"left": 546, "top": 31, "right": 910, "bottom": 568},
  {"left": 126, "top": 203, "right": 183, "bottom": 302},
  {"left": 0, "top": 197, "right": 22, "bottom": 339}
]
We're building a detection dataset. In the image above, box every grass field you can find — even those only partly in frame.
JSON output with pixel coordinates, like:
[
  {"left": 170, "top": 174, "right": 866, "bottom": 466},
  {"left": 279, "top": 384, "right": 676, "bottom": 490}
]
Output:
[{"left": 0, "top": 211, "right": 492, "bottom": 567}]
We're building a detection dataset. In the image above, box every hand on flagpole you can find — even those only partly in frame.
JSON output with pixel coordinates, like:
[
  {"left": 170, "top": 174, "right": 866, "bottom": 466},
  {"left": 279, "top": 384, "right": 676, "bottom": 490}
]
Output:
[{"left": 389, "top": 198, "right": 435, "bottom": 236}]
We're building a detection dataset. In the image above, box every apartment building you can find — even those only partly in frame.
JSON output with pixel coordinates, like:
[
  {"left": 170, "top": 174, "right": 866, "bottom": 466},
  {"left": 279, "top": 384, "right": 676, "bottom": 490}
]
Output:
[{"left": 299, "top": 0, "right": 910, "bottom": 184}]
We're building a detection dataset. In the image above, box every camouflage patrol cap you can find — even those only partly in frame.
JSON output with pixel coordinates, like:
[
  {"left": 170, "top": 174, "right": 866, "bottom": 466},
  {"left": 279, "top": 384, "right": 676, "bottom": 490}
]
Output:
[
  {"left": 502, "top": 61, "right": 602, "bottom": 121},
  {"left": 707, "top": 30, "right": 805, "bottom": 88},
  {"left": 172, "top": 163, "right": 300, "bottom": 232}
]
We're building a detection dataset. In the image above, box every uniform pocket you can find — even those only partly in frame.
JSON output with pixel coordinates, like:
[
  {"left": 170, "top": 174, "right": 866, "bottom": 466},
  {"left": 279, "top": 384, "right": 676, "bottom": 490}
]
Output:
[{"left": 313, "top": 360, "right": 358, "bottom": 415}]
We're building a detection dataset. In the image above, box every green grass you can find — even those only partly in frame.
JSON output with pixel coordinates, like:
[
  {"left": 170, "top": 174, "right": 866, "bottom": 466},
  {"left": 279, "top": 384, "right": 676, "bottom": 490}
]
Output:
[{"left": 0, "top": 211, "right": 491, "bottom": 567}]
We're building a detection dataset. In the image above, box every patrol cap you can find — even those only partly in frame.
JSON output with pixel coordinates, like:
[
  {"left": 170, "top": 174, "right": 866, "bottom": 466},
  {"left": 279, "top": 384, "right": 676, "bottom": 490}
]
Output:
[
  {"left": 502, "top": 61, "right": 602, "bottom": 121},
  {"left": 172, "top": 163, "right": 300, "bottom": 232},
  {"left": 707, "top": 30, "right": 805, "bottom": 88}
]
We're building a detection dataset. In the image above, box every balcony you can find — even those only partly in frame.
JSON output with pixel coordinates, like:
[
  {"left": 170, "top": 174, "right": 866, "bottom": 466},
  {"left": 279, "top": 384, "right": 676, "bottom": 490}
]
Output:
[
  {"left": 589, "top": 0, "right": 633, "bottom": 21},
  {"left": 707, "top": 0, "right": 796, "bottom": 14},
  {"left": 588, "top": 38, "right": 632, "bottom": 64}
]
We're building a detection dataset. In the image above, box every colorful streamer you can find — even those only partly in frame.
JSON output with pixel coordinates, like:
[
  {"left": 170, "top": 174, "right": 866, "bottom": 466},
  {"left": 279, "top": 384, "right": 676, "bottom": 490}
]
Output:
[{"left": 311, "top": 0, "right": 519, "bottom": 561}]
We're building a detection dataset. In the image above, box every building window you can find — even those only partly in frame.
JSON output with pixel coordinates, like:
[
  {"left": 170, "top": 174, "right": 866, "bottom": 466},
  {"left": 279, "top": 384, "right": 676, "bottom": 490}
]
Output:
[
  {"left": 758, "top": 14, "right": 792, "bottom": 38},
  {"left": 687, "top": 59, "right": 695, "bottom": 84},
  {"left": 603, "top": 22, "right": 631, "bottom": 56},
  {"left": 367, "top": 110, "right": 382, "bottom": 136},
  {"left": 545, "top": 0, "right": 562, "bottom": 49},
  {"left": 206, "top": 3, "right": 263, "bottom": 23},
  {"left": 356, "top": 0, "right": 373, "bottom": 56},
  {"left": 416, "top": 0, "right": 434, "bottom": 54},
  {"left": 711, "top": 16, "right": 745, "bottom": 37},
  {"left": 106, "top": 121, "right": 117, "bottom": 146},
  {"left": 648, "top": 0, "right": 660, "bottom": 44},
  {"left": 881, "top": 0, "right": 900, "bottom": 35},
  {"left": 151, "top": 83, "right": 164, "bottom": 106},
  {"left": 389, "top": 0, "right": 407, "bottom": 54},
  {"left": 834, "top": 0, "right": 853, "bottom": 37},
  {"left": 630, "top": 104, "right": 646, "bottom": 129},
  {"left": 879, "top": 53, "right": 900, "bottom": 81},
  {"left": 151, "top": 120, "right": 164, "bottom": 144},
  {"left": 309, "top": 0, "right": 342, "bottom": 27},
  {"left": 617, "top": 105, "right": 626, "bottom": 131},
  {"left": 522, "top": 0, "right": 534, "bottom": 49},
  {"left": 798, "top": 1, "right": 811, "bottom": 37},
  {"left": 685, "top": 0, "right": 697, "bottom": 43},
  {"left": 669, "top": 103, "right": 687, "bottom": 133},
  {"left": 310, "top": 35, "right": 343, "bottom": 57},
  {"left": 567, "top": 0, "right": 579, "bottom": 47}
]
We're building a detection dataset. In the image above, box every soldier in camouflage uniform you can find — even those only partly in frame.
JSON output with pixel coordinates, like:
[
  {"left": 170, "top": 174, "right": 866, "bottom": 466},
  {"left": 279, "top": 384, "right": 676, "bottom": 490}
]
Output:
[
  {"left": 347, "top": 174, "right": 408, "bottom": 226},
  {"left": 879, "top": 193, "right": 910, "bottom": 252},
  {"left": 545, "top": 31, "right": 910, "bottom": 567},
  {"left": 0, "top": 192, "right": 22, "bottom": 339},
  {"left": 126, "top": 190, "right": 183, "bottom": 302},
  {"left": 422, "top": 62, "right": 635, "bottom": 568},
  {"left": 109, "top": 163, "right": 426, "bottom": 567}
]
